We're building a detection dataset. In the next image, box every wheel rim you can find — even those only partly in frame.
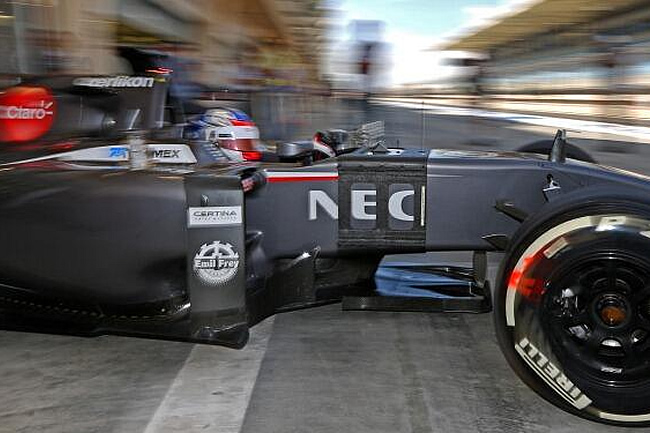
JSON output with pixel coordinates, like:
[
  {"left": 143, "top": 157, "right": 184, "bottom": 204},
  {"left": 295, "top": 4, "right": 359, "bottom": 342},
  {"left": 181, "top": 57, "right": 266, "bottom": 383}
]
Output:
[{"left": 543, "top": 251, "right": 650, "bottom": 384}]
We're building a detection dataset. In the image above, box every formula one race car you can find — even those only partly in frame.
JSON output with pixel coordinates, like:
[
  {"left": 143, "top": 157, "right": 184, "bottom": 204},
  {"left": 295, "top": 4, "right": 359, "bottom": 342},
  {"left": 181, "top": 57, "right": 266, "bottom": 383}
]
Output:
[{"left": 2, "top": 75, "right": 650, "bottom": 426}]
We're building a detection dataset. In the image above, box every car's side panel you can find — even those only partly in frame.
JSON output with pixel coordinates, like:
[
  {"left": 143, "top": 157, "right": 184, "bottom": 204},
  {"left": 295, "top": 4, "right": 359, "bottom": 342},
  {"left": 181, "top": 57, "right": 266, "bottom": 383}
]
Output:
[
  {"left": 425, "top": 153, "right": 562, "bottom": 250},
  {"left": 245, "top": 163, "right": 340, "bottom": 258},
  {"left": 425, "top": 151, "right": 650, "bottom": 251},
  {"left": 0, "top": 168, "right": 187, "bottom": 305}
]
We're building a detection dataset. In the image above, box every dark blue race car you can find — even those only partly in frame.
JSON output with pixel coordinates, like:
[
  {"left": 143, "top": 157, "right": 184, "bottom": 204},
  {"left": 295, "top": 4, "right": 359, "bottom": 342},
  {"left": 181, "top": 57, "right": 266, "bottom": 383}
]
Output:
[{"left": 1, "top": 75, "right": 650, "bottom": 426}]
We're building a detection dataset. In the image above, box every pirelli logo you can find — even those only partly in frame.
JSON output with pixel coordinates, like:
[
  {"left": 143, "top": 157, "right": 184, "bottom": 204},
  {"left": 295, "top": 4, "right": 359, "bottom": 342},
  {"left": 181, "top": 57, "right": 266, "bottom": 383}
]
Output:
[{"left": 515, "top": 338, "right": 592, "bottom": 410}]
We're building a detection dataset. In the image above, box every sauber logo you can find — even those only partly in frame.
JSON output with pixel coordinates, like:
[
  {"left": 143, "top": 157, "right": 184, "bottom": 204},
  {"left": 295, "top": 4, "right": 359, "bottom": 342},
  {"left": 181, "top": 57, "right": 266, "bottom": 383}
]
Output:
[{"left": 0, "top": 87, "right": 55, "bottom": 142}]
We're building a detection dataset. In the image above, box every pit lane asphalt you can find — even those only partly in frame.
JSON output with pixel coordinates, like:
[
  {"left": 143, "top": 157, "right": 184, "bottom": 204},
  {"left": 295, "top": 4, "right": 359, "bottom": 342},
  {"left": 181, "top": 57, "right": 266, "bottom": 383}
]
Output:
[{"left": 2, "top": 100, "right": 650, "bottom": 433}]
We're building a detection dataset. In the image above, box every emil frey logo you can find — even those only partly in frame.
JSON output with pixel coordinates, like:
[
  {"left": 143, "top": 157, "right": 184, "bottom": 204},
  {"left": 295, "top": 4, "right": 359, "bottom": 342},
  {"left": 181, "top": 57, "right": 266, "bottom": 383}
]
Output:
[
  {"left": 0, "top": 86, "right": 55, "bottom": 142},
  {"left": 193, "top": 241, "right": 240, "bottom": 285}
]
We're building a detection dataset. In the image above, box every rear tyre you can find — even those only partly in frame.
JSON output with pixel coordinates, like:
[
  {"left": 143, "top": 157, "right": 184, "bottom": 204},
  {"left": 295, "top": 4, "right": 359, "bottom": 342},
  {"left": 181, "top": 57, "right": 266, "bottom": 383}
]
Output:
[
  {"left": 495, "top": 196, "right": 650, "bottom": 425},
  {"left": 517, "top": 140, "right": 597, "bottom": 163}
]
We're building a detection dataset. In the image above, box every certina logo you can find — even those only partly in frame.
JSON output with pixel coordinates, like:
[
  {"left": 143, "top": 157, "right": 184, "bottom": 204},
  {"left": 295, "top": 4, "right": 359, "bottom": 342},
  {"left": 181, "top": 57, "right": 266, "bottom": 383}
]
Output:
[
  {"left": 151, "top": 149, "right": 180, "bottom": 159},
  {"left": 193, "top": 241, "right": 240, "bottom": 285},
  {"left": 309, "top": 189, "right": 415, "bottom": 222},
  {"left": 0, "top": 99, "right": 54, "bottom": 120},
  {"left": 72, "top": 76, "right": 155, "bottom": 88},
  {"left": 188, "top": 206, "right": 242, "bottom": 227},
  {"left": 515, "top": 338, "right": 592, "bottom": 410}
]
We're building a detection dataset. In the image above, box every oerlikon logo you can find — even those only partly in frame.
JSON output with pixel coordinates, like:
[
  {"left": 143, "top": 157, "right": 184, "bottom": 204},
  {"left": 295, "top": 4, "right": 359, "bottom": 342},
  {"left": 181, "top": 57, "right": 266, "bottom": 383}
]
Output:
[{"left": 0, "top": 86, "right": 55, "bottom": 142}]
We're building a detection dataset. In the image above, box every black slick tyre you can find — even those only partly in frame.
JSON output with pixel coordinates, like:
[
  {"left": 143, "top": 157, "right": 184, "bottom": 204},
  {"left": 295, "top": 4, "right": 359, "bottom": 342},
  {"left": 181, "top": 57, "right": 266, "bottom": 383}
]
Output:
[{"left": 494, "top": 193, "right": 650, "bottom": 426}]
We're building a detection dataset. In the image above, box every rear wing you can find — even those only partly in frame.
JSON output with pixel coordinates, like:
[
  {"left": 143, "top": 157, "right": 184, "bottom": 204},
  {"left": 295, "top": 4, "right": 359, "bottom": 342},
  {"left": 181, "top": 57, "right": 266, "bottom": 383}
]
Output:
[{"left": 0, "top": 75, "right": 169, "bottom": 145}]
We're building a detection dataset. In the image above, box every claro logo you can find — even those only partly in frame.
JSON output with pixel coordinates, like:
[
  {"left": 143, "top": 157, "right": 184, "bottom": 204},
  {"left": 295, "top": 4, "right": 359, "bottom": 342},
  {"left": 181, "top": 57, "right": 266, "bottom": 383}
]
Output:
[
  {"left": 0, "top": 100, "right": 53, "bottom": 120},
  {"left": 0, "top": 86, "right": 55, "bottom": 142}
]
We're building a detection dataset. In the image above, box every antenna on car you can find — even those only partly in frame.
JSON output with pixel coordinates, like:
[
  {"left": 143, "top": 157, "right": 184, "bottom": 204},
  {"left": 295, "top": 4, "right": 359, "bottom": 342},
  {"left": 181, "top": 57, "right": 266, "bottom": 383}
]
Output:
[
  {"left": 550, "top": 129, "right": 567, "bottom": 163},
  {"left": 420, "top": 101, "right": 425, "bottom": 150},
  {"left": 124, "top": 108, "right": 142, "bottom": 131}
]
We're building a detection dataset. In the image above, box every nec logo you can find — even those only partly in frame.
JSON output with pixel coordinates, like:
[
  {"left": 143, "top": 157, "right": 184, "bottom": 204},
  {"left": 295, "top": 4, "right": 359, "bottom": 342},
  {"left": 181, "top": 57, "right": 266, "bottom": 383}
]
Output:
[
  {"left": 309, "top": 183, "right": 421, "bottom": 229},
  {"left": 151, "top": 149, "right": 180, "bottom": 159}
]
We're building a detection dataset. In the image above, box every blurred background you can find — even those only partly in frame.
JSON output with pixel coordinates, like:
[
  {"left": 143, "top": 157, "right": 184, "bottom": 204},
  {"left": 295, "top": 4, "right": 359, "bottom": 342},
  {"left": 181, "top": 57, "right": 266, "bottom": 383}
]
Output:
[{"left": 3, "top": 0, "right": 650, "bottom": 156}]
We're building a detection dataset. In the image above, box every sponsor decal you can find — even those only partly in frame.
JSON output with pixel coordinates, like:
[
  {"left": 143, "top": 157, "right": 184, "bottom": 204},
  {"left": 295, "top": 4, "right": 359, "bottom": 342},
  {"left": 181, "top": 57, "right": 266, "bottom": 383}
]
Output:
[
  {"left": 109, "top": 147, "right": 129, "bottom": 158},
  {"left": 57, "top": 145, "right": 129, "bottom": 162},
  {"left": 188, "top": 206, "right": 242, "bottom": 227},
  {"left": 58, "top": 144, "right": 196, "bottom": 164},
  {"left": 193, "top": 241, "right": 240, "bottom": 285},
  {"left": 147, "top": 144, "right": 197, "bottom": 164},
  {"left": 308, "top": 187, "right": 416, "bottom": 223},
  {"left": 515, "top": 337, "right": 592, "bottom": 410},
  {"left": 151, "top": 149, "right": 180, "bottom": 159},
  {"left": 0, "top": 86, "right": 55, "bottom": 142},
  {"left": 72, "top": 76, "right": 155, "bottom": 88},
  {"left": 0, "top": 100, "right": 53, "bottom": 120}
]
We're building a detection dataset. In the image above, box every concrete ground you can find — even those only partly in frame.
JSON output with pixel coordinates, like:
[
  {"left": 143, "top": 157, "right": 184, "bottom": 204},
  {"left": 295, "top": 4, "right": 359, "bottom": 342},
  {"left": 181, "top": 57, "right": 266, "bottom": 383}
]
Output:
[
  {"left": 3, "top": 100, "right": 650, "bottom": 432},
  {"left": 239, "top": 253, "right": 638, "bottom": 433},
  {"left": 241, "top": 302, "right": 633, "bottom": 433},
  {"left": 0, "top": 319, "right": 273, "bottom": 433}
]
